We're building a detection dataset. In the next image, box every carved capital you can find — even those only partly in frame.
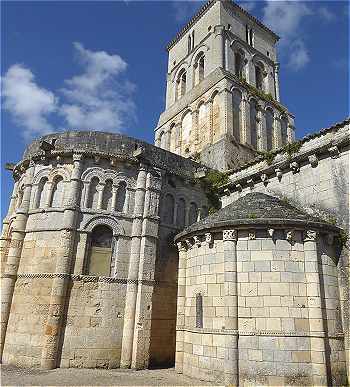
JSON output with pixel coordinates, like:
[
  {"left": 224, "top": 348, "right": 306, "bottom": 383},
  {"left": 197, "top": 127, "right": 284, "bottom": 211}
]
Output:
[
  {"left": 290, "top": 161, "right": 300, "bottom": 174},
  {"left": 275, "top": 168, "right": 282, "bottom": 180},
  {"left": 193, "top": 236, "right": 202, "bottom": 247},
  {"left": 304, "top": 230, "right": 318, "bottom": 242},
  {"left": 247, "top": 179, "right": 254, "bottom": 188},
  {"left": 248, "top": 230, "right": 256, "bottom": 240},
  {"left": 73, "top": 153, "right": 83, "bottom": 162},
  {"left": 205, "top": 232, "right": 213, "bottom": 245},
  {"left": 223, "top": 229, "right": 237, "bottom": 241},
  {"left": 185, "top": 238, "right": 194, "bottom": 249},
  {"left": 328, "top": 145, "right": 339, "bottom": 159},
  {"left": 261, "top": 173, "right": 269, "bottom": 185},
  {"left": 268, "top": 228, "right": 275, "bottom": 238},
  {"left": 286, "top": 230, "right": 295, "bottom": 243},
  {"left": 177, "top": 241, "right": 187, "bottom": 252},
  {"left": 308, "top": 154, "right": 318, "bottom": 168}
]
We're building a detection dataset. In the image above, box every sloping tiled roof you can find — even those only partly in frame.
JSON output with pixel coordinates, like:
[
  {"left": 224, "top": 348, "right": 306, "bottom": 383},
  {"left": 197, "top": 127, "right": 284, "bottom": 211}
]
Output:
[{"left": 175, "top": 192, "right": 338, "bottom": 238}]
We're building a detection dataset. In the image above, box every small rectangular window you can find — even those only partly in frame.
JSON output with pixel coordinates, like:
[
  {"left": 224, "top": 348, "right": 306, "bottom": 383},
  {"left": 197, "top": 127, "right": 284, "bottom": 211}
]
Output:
[
  {"left": 245, "top": 25, "right": 249, "bottom": 43},
  {"left": 249, "top": 28, "right": 254, "bottom": 46},
  {"left": 196, "top": 293, "right": 203, "bottom": 328}
]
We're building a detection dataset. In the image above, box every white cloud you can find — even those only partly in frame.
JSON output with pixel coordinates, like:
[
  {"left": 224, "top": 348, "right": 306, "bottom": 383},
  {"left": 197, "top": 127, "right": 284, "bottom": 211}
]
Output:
[
  {"left": 60, "top": 42, "right": 135, "bottom": 131},
  {"left": 1, "top": 64, "right": 57, "bottom": 139},
  {"left": 288, "top": 39, "right": 310, "bottom": 70},
  {"left": 263, "top": 1, "right": 312, "bottom": 39},
  {"left": 262, "top": 1, "right": 312, "bottom": 71},
  {"left": 318, "top": 6, "right": 336, "bottom": 22},
  {"left": 2, "top": 43, "right": 136, "bottom": 140}
]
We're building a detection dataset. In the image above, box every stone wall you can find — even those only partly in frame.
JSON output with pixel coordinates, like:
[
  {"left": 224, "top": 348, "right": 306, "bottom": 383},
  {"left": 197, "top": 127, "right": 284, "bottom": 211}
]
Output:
[
  {"left": 0, "top": 130, "right": 208, "bottom": 370},
  {"left": 220, "top": 118, "right": 350, "bottom": 381},
  {"left": 175, "top": 226, "right": 347, "bottom": 386}
]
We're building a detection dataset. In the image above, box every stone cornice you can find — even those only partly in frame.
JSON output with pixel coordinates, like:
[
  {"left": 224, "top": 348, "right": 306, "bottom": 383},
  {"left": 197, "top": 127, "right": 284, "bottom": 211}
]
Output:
[
  {"left": 177, "top": 326, "right": 344, "bottom": 339},
  {"left": 220, "top": 118, "right": 349, "bottom": 192}
]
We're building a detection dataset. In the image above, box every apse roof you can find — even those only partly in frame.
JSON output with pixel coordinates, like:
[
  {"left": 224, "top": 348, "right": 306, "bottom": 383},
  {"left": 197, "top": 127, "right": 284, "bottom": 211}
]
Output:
[{"left": 175, "top": 192, "right": 339, "bottom": 239}]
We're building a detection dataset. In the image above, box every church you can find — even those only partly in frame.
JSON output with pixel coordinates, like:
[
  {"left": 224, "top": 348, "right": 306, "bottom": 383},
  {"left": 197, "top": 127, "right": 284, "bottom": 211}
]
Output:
[{"left": 1, "top": 1, "right": 348, "bottom": 385}]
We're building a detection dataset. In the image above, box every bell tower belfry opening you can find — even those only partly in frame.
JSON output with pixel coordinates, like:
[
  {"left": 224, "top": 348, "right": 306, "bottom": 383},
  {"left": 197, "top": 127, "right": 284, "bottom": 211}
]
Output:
[{"left": 155, "top": 0, "right": 296, "bottom": 171}]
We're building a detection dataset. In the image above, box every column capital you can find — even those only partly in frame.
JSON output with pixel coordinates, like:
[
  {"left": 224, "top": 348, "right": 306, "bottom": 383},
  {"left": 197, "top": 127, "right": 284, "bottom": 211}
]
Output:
[
  {"left": 304, "top": 230, "right": 318, "bottom": 242},
  {"left": 223, "top": 229, "right": 237, "bottom": 241}
]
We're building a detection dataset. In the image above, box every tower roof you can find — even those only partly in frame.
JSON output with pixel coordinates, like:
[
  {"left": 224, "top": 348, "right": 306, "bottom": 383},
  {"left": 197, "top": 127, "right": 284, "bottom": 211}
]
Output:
[
  {"left": 166, "top": 0, "right": 279, "bottom": 51},
  {"left": 175, "top": 192, "right": 339, "bottom": 239}
]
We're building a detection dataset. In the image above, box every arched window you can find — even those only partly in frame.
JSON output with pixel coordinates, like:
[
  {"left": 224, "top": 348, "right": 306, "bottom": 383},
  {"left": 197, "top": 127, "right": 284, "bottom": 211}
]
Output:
[
  {"left": 266, "top": 108, "right": 274, "bottom": 151},
  {"left": 116, "top": 181, "right": 127, "bottom": 212},
  {"left": 250, "top": 99, "right": 258, "bottom": 149},
  {"left": 194, "top": 52, "right": 205, "bottom": 86},
  {"left": 102, "top": 179, "right": 113, "bottom": 211},
  {"left": 198, "top": 103, "right": 207, "bottom": 145},
  {"left": 87, "top": 177, "right": 99, "bottom": 209},
  {"left": 87, "top": 225, "right": 113, "bottom": 277},
  {"left": 176, "top": 69, "right": 187, "bottom": 100},
  {"left": 281, "top": 116, "right": 288, "bottom": 145},
  {"left": 35, "top": 177, "right": 48, "bottom": 209},
  {"left": 255, "top": 65, "right": 264, "bottom": 91},
  {"left": 196, "top": 293, "right": 203, "bottom": 328},
  {"left": 182, "top": 111, "right": 192, "bottom": 147},
  {"left": 51, "top": 176, "right": 64, "bottom": 208},
  {"left": 212, "top": 93, "right": 221, "bottom": 143},
  {"left": 232, "top": 89, "right": 242, "bottom": 142},
  {"left": 234, "top": 52, "right": 244, "bottom": 78},
  {"left": 188, "top": 202, "right": 198, "bottom": 225},
  {"left": 162, "top": 193, "right": 175, "bottom": 224},
  {"left": 176, "top": 198, "right": 186, "bottom": 228}
]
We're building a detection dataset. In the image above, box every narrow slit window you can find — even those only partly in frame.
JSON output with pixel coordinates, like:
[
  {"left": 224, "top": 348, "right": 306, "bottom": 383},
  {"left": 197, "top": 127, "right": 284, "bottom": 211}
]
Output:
[{"left": 196, "top": 293, "right": 203, "bottom": 328}]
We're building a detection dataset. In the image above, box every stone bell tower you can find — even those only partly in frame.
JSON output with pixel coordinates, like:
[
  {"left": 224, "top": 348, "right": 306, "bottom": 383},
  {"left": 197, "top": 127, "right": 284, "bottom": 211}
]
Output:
[{"left": 155, "top": 0, "right": 295, "bottom": 171}]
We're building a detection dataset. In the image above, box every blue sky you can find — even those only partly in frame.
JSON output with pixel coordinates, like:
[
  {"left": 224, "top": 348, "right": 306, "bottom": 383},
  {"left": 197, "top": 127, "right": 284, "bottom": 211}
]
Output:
[{"left": 1, "top": 1, "right": 349, "bottom": 218}]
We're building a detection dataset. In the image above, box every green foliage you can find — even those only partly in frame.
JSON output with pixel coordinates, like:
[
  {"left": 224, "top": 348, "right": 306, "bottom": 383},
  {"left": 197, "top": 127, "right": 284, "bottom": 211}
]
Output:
[
  {"left": 283, "top": 141, "right": 302, "bottom": 158},
  {"left": 257, "top": 150, "right": 275, "bottom": 165},
  {"left": 327, "top": 215, "right": 337, "bottom": 226},
  {"left": 195, "top": 170, "right": 230, "bottom": 214},
  {"left": 248, "top": 213, "right": 257, "bottom": 219},
  {"left": 236, "top": 76, "right": 287, "bottom": 113}
]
